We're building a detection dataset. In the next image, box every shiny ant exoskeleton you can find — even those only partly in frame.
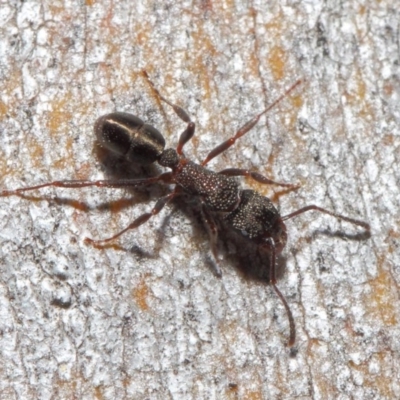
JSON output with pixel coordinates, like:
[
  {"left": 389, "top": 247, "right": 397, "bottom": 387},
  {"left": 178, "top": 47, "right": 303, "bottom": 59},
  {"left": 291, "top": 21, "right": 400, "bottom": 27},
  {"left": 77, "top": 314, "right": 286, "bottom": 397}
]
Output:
[{"left": 0, "top": 71, "right": 370, "bottom": 347}]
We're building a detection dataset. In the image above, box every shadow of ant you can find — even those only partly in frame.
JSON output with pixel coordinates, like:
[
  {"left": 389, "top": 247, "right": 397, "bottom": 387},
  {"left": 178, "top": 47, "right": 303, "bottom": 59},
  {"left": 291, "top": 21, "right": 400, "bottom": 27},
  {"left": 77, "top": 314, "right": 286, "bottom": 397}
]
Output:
[{"left": 312, "top": 227, "right": 371, "bottom": 241}]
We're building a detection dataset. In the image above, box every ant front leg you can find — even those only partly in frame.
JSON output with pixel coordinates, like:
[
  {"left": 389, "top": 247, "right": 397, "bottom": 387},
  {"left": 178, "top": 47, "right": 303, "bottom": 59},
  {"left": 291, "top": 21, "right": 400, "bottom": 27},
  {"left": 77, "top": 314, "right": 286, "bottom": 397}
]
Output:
[
  {"left": 219, "top": 168, "right": 300, "bottom": 190},
  {"left": 262, "top": 238, "right": 296, "bottom": 347},
  {"left": 142, "top": 70, "right": 195, "bottom": 155},
  {"left": 85, "top": 189, "right": 179, "bottom": 246},
  {"left": 282, "top": 205, "right": 371, "bottom": 233},
  {"left": 201, "top": 205, "right": 222, "bottom": 277}
]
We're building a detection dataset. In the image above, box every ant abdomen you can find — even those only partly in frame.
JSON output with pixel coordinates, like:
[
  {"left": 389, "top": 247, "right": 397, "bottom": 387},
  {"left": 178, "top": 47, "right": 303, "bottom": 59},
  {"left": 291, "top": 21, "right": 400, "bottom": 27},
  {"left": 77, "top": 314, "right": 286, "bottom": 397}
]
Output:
[{"left": 95, "top": 112, "right": 166, "bottom": 165}]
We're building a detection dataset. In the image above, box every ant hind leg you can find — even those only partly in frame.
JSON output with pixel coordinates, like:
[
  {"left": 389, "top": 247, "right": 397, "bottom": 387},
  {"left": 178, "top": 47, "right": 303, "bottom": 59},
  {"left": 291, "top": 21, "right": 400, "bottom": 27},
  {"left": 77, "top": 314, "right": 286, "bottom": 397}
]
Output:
[
  {"left": 142, "top": 70, "right": 195, "bottom": 154},
  {"left": 0, "top": 173, "right": 174, "bottom": 198}
]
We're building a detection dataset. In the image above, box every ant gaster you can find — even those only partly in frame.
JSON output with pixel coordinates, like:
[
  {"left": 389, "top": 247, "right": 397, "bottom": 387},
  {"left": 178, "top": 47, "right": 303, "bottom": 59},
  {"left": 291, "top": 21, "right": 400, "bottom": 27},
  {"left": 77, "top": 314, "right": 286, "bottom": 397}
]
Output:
[{"left": 1, "top": 71, "right": 370, "bottom": 347}]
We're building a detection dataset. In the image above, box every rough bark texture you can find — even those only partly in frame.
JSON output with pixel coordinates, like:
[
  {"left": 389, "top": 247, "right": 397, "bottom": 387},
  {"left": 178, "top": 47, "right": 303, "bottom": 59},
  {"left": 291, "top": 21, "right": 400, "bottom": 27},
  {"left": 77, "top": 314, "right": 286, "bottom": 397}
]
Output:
[{"left": 0, "top": 1, "right": 398, "bottom": 399}]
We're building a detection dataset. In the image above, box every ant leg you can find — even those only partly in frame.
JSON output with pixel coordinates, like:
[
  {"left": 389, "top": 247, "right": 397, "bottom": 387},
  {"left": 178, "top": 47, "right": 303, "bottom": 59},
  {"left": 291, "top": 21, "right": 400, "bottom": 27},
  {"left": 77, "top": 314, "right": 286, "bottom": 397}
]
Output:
[
  {"left": 201, "top": 205, "right": 222, "bottom": 277},
  {"left": 0, "top": 172, "right": 173, "bottom": 197},
  {"left": 282, "top": 205, "right": 371, "bottom": 232},
  {"left": 142, "top": 70, "right": 195, "bottom": 154},
  {"left": 219, "top": 168, "right": 300, "bottom": 189},
  {"left": 202, "top": 79, "right": 302, "bottom": 166},
  {"left": 176, "top": 122, "right": 195, "bottom": 155},
  {"left": 85, "top": 190, "right": 179, "bottom": 246},
  {"left": 263, "top": 238, "right": 296, "bottom": 347},
  {"left": 273, "top": 205, "right": 370, "bottom": 346}
]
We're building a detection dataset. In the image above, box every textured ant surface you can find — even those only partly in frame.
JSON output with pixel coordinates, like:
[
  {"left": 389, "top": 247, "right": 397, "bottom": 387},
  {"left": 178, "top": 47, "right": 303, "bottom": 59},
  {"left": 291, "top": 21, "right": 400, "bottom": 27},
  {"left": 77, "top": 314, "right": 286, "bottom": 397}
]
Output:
[{"left": 0, "top": 71, "right": 371, "bottom": 347}]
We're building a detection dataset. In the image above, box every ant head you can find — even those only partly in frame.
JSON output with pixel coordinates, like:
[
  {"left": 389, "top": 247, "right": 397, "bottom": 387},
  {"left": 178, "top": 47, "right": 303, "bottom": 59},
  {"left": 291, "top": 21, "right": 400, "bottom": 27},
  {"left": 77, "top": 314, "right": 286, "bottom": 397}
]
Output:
[{"left": 158, "top": 148, "right": 180, "bottom": 169}]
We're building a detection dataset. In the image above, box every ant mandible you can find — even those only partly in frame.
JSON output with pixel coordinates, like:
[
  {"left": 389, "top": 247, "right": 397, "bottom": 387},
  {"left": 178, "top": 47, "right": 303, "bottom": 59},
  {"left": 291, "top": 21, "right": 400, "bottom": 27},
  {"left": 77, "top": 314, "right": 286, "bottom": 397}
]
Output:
[{"left": 0, "top": 71, "right": 370, "bottom": 347}]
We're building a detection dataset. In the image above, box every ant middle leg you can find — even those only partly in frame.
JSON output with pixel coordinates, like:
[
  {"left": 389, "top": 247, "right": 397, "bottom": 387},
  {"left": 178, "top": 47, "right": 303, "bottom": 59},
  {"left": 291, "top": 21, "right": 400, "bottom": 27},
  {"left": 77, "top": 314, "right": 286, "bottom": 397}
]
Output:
[
  {"left": 201, "top": 79, "right": 302, "bottom": 166},
  {"left": 218, "top": 168, "right": 300, "bottom": 189},
  {"left": 142, "top": 70, "right": 195, "bottom": 155},
  {"left": 85, "top": 189, "right": 179, "bottom": 246}
]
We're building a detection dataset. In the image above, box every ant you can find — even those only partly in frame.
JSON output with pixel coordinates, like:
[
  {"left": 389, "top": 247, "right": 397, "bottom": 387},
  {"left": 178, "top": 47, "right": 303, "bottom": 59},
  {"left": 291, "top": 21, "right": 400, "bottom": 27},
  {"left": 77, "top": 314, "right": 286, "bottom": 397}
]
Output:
[{"left": 0, "top": 71, "right": 370, "bottom": 347}]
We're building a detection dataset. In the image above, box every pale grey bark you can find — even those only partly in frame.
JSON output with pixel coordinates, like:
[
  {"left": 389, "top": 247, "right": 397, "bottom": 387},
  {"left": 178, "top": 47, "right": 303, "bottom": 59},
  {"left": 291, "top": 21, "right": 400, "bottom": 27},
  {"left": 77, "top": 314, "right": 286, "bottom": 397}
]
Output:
[{"left": 0, "top": 1, "right": 398, "bottom": 399}]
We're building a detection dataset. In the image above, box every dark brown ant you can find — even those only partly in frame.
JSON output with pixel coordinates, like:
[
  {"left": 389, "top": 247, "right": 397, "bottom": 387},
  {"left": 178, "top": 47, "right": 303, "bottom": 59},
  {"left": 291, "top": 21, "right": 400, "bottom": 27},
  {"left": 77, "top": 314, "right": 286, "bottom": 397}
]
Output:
[{"left": 0, "top": 71, "right": 370, "bottom": 347}]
